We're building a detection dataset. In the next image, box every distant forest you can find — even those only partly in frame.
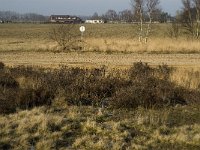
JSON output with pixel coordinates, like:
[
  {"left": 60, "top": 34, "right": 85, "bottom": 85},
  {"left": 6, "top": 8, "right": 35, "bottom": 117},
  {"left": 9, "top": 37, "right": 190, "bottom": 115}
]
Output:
[
  {"left": 0, "top": 11, "right": 48, "bottom": 22},
  {"left": 0, "top": 8, "right": 174, "bottom": 23}
]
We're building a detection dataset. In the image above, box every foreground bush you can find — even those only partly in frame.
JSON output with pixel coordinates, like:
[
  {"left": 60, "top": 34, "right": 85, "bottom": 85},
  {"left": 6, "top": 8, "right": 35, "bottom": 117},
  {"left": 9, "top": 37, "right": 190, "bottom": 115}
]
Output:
[
  {"left": 0, "top": 62, "right": 4, "bottom": 70},
  {"left": 110, "top": 62, "right": 187, "bottom": 108},
  {"left": 0, "top": 62, "right": 200, "bottom": 114}
]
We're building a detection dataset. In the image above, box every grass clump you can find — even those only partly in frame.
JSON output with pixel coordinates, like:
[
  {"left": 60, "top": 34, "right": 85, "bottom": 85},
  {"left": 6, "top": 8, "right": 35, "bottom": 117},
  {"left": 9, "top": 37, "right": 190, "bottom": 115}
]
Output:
[{"left": 0, "top": 106, "right": 199, "bottom": 149}]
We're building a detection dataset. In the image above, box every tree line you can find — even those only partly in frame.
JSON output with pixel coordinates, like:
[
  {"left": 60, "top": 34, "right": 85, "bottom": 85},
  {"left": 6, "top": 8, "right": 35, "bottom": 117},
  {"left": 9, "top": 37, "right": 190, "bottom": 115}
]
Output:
[
  {"left": 0, "top": 11, "right": 48, "bottom": 22},
  {"left": 89, "top": 0, "right": 200, "bottom": 42},
  {"left": 1, "top": 0, "right": 200, "bottom": 40},
  {"left": 90, "top": 8, "right": 172, "bottom": 23},
  {"left": 91, "top": 0, "right": 200, "bottom": 41}
]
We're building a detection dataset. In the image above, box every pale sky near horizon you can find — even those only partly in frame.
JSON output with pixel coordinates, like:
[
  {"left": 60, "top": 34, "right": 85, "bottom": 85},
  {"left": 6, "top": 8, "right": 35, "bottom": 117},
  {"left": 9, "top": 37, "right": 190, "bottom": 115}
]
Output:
[{"left": 0, "top": 0, "right": 182, "bottom": 16}]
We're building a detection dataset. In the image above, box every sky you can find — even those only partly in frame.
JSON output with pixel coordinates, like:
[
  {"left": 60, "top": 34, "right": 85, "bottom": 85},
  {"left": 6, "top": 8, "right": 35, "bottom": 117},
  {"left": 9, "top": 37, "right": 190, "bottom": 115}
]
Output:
[{"left": 0, "top": 0, "right": 182, "bottom": 16}]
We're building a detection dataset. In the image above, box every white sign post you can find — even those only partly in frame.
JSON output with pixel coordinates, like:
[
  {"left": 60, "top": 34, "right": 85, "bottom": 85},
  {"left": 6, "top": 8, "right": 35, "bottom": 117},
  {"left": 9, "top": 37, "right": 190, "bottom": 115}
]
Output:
[
  {"left": 79, "top": 25, "right": 85, "bottom": 40},
  {"left": 80, "top": 26, "right": 85, "bottom": 32},
  {"left": 79, "top": 26, "right": 85, "bottom": 50}
]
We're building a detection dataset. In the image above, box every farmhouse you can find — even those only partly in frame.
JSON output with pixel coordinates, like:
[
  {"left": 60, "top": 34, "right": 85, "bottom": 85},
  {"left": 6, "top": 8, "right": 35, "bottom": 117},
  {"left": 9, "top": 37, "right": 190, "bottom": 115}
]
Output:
[
  {"left": 85, "top": 19, "right": 104, "bottom": 24},
  {"left": 49, "top": 15, "right": 83, "bottom": 24}
]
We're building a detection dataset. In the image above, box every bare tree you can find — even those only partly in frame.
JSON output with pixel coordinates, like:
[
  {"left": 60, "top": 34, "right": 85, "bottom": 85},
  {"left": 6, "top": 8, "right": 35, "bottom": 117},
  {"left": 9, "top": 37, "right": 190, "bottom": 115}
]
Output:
[
  {"left": 131, "top": 0, "right": 145, "bottom": 42},
  {"left": 193, "top": 0, "right": 200, "bottom": 38},
  {"left": 91, "top": 12, "right": 99, "bottom": 20},
  {"left": 181, "top": 0, "right": 200, "bottom": 38},
  {"left": 49, "top": 24, "right": 80, "bottom": 51},
  {"left": 182, "top": 0, "right": 195, "bottom": 36},
  {"left": 104, "top": 9, "right": 118, "bottom": 22},
  {"left": 119, "top": 9, "right": 133, "bottom": 23},
  {"left": 145, "top": 0, "right": 160, "bottom": 42},
  {"left": 131, "top": 0, "right": 160, "bottom": 43}
]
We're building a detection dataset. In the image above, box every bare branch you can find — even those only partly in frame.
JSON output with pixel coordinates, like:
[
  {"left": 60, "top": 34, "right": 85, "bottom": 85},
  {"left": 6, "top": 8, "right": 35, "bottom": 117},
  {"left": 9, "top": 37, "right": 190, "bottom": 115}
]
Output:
[{"left": 49, "top": 24, "right": 80, "bottom": 51}]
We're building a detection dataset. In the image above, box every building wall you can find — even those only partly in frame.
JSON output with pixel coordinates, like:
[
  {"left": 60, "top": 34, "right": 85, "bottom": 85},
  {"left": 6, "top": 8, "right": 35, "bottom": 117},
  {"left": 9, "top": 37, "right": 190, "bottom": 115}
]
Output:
[
  {"left": 50, "top": 15, "right": 82, "bottom": 24},
  {"left": 85, "top": 20, "right": 104, "bottom": 24}
]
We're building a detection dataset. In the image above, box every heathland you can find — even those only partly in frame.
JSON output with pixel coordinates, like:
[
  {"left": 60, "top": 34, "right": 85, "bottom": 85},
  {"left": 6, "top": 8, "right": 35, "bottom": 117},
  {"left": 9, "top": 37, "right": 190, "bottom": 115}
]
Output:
[
  {"left": 0, "top": 23, "right": 200, "bottom": 149},
  {"left": 0, "top": 23, "right": 200, "bottom": 53}
]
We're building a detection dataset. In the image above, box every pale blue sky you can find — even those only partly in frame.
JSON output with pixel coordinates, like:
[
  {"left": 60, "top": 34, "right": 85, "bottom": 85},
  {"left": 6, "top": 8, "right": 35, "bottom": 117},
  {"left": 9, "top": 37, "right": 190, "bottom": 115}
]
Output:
[{"left": 1, "top": 0, "right": 182, "bottom": 16}]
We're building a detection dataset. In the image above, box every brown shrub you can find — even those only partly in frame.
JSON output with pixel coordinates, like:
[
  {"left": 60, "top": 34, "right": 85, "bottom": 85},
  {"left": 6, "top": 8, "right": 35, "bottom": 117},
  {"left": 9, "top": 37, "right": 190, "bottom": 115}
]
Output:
[
  {"left": 110, "top": 62, "right": 187, "bottom": 109},
  {"left": 0, "top": 62, "right": 5, "bottom": 70},
  {"left": 0, "top": 62, "right": 199, "bottom": 114}
]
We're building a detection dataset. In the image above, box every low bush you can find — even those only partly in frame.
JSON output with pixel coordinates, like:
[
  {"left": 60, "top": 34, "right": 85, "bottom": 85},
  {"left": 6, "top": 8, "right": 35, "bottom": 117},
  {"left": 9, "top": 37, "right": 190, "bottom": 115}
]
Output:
[
  {"left": 110, "top": 62, "right": 187, "bottom": 108},
  {"left": 0, "top": 62, "right": 5, "bottom": 70},
  {"left": 16, "top": 88, "right": 53, "bottom": 109},
  {"left": 0, "top": 62, "right": 199, "bottom": 114},
  {"left": 0, "top": 73, "right": 19, "bottom": 88},
  {"left": 0, "top": 87, "right": 18, "bottom": 114},
  {"left": 49, "top": 24, "right": 80, "bottom": 51}
]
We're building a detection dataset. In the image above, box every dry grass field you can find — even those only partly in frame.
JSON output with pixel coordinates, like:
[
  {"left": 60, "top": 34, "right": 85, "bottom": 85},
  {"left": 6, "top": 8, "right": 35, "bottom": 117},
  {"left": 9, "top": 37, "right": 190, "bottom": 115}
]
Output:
[
  {"left": 0, "top": 23, "right": 200, "bottom": 53},
  {"left": 0, "top": 106, "right": 200, "bottom": 150},
  {"left": 0, "top": 23, "right": 200, "bottom": 149},
  {"left": 0, "top": 23, "right": 200, "bottom": 88}
]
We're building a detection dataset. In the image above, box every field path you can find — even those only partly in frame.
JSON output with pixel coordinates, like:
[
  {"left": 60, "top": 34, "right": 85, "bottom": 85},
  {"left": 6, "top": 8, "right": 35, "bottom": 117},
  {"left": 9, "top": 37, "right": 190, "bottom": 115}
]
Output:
[{"left": 1, "top": 52, "right": 200, "bottom": 68}]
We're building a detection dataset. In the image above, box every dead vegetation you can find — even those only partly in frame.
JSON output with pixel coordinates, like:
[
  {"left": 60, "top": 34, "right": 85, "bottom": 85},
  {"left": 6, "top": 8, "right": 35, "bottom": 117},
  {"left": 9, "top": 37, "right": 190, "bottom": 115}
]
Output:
[
  {"left": 1, "top": 24, "right": 200, "bottom": 53},
  {"left": 49, "top": 24, "right": 82, "bottom": 51},
  {"left": 0, "top": 104, "right": 200, "bottom": 149},
  {"left": 0, "top": 62, "right": 200, "bottom": 114},
  {"left": 0, "top": 23, "right": 200, "bottom": 149}
]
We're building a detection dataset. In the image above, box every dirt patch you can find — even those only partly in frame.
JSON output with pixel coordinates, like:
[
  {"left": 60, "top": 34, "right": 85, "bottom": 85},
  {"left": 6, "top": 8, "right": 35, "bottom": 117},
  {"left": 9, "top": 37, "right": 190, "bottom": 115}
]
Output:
[{"left": 1, "top": 51, "right": 200, "bottom": 68}]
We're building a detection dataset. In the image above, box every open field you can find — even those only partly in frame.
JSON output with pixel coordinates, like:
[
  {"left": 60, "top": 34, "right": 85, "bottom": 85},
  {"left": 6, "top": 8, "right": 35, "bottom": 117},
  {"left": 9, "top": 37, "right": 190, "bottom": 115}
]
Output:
[
  {"left": 0, "top": 23, "right": 200, "bottom": 87},
  {"left": 0, "top": 24, "right": 200, "bottom": 53},
  {"left": 2, "top": 52, "right": 200, "bottom": 68},
  {"left": 0, "top": 23, "right": 200, "bottom": 95},
  {"left": 0, "top": 23, "right": 200, "bottom": 149}
]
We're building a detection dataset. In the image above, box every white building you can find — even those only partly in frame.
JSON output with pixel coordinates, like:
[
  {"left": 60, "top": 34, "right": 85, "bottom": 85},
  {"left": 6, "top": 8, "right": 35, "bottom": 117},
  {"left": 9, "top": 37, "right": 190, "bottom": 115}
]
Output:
[{"left": 85, "top": 20, "right": 104, "bottom": 24}]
